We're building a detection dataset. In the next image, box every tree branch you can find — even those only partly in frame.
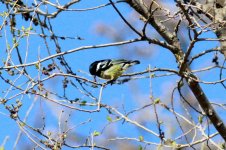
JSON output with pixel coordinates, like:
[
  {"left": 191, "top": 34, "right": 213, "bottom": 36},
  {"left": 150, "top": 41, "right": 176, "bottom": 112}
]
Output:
[{"left": 125, "top": 0, "right": 226, "bottom": 142}]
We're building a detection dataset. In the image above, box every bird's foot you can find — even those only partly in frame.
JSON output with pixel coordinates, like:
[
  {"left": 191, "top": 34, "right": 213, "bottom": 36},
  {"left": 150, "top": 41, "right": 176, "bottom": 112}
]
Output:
[{"left": 107, "top": 79, "right": 116, "bottom": 85}]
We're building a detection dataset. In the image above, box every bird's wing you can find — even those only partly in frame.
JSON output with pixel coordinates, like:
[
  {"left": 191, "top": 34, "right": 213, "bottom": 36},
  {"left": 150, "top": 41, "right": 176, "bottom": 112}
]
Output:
[
  {"left": 111, "top": 59, "right": 129, "bottom": 65},
  {"left": 111, "top": 59, "right": 136, "bottom": 70}
]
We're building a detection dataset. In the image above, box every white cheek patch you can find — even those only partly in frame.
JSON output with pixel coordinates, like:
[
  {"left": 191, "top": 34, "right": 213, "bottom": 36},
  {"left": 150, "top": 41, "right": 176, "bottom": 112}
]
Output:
[
  {"left": 96, "top": 63, "right": 101, "bottom": 72},
  {"left": 96, "top": 60, "right": 111, "bottom": 72}
]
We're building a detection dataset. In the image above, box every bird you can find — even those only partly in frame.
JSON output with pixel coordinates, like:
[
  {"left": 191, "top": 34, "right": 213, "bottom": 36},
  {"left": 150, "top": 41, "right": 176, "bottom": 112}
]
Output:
[{"left": 89, "top": 59, "right": 140, "bottom": 82}]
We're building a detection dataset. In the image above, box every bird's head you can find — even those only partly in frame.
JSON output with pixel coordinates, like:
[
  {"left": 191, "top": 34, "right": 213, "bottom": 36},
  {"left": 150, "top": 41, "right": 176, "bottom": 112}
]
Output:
[
  {"left": 89, "top": 61, "right": 98, "bottom": 76},
  {"left": 89, "top": 61, "right": 103, "bottom": 82}
]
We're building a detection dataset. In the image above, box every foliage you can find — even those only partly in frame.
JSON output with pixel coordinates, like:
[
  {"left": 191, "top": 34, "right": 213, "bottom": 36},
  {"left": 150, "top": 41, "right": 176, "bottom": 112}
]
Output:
[{"left": 0, "top": 0, "right": 226, "bottom": 149}]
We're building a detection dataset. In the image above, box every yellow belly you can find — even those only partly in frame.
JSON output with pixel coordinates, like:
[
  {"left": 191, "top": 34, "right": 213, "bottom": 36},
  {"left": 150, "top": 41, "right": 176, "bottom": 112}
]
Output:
[{"left": 100, "top": 70, "right": 123, "bottom": 80}]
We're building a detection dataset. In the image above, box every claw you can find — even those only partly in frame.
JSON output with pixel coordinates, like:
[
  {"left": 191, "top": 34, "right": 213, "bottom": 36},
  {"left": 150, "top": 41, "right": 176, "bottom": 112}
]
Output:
[{"left": 108, "top": 80, "right": 116, "bottom": 85}]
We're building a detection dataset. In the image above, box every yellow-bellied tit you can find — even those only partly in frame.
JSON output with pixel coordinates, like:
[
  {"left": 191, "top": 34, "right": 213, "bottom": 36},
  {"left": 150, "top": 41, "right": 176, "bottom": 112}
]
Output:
[{"left": 89, "top": 59, "right": 140, "bottom": 81}]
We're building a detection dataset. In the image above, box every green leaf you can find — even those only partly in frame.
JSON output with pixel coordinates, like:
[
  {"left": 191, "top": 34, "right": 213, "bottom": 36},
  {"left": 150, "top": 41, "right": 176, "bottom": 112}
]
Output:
[
  {"left": 35, "top": 63, "right": 39, "bottom": 69},
  {"left": 154, "top": 98, "right": 160, "bottom": 104},
  {"left": 93, "top": 131, "right": 100, "bottom": 136},
  {"left": 19, "top": 122, "right": 25, "bottom": 127},
  {"left": 21, "top": 26, "right": 25, "bottom": 31},
  {"left": 164, "top": 139, "right": 174, "bottom": 145},
  {"left": 17, "top": 29, "right": 20, "bottom": 35},
  {"left": 106, "top": 116, "right": 112, "bottom": 122},
  {"left": 198, "top": 115, "right": 203, "bottom": 124},
  {"left": 13, "top": 37, "right": 16, "bottom": 44},
  {"left": 150, "top": 73, "right": 155, "bottom": 78},
  {"left": 138, "top": 135, "right": 144, "bottom": 142},
  {"left": 47, "top": 131, "right": 52, "bottom": 136},
  {"left": 0, "top": 146, "right": 4, "bottom": 150},
  {"left": 164, "top": 139, "right": 177, "bottom": 147},
  {"left": 138, "top": 145, "right": 142, "bottom": 150},
  {"left": 27, "top": 26, "right": 33, "bottom": 31},
  {"left": 171, "top": 141, "right": 177, "bottom": 148},
  {"left": 3, "top": 12, "right": 8, "bottom": 16},
  {"left": 80, "top": 101, "right": 87, "bottom": 106},
  {"left": 14, "top": 42, "right": 19, "bottom": 48},
  {"left": 7, "top": 43, "right": 10, "bottom": 50}
]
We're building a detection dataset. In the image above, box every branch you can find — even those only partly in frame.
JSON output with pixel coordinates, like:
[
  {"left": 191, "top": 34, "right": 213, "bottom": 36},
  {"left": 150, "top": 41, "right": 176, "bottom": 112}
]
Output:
[
  {"left": 0, "top": 38, "right": 142, "bottom": 70},
  {"left": 126, "top": 0, "right": 226, "bottom": 142},
  {"left": 125, "top": 0, "right": 181, "bottom": 54},
  {"left": 185, "top": 73, "right": 226, "bottom": 141}
]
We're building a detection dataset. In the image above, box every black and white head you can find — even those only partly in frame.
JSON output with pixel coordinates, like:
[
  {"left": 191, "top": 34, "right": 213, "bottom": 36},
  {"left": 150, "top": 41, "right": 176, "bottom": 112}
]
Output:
[{"left": 89, "top": 59, "right": 112, "bottom": 77}]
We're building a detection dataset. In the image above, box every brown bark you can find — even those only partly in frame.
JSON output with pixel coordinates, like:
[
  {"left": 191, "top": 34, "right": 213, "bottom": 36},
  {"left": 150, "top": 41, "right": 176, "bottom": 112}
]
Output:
[{"left": 126, "top": 0, "right": 226, "bottom": 141}]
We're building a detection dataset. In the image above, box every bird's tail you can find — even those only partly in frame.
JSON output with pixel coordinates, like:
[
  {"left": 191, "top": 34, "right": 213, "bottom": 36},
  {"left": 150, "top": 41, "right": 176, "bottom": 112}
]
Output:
[{"left": 130, "top": 60, "right": 140, "bottom": 65}]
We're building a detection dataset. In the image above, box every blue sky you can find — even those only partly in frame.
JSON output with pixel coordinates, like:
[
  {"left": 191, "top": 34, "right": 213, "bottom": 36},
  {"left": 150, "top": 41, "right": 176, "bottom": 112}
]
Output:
[{"left": 0, "top": 0, "right": 226, "bottom": 149}]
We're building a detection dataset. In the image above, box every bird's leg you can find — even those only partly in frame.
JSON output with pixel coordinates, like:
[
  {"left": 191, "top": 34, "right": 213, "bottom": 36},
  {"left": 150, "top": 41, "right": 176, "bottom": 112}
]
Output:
[
  {"left": 91, "top": 76, "right": 99, "bottom": 88},
  {"left": 93, "top": 76, "right": 97, "bottom": 82}
]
